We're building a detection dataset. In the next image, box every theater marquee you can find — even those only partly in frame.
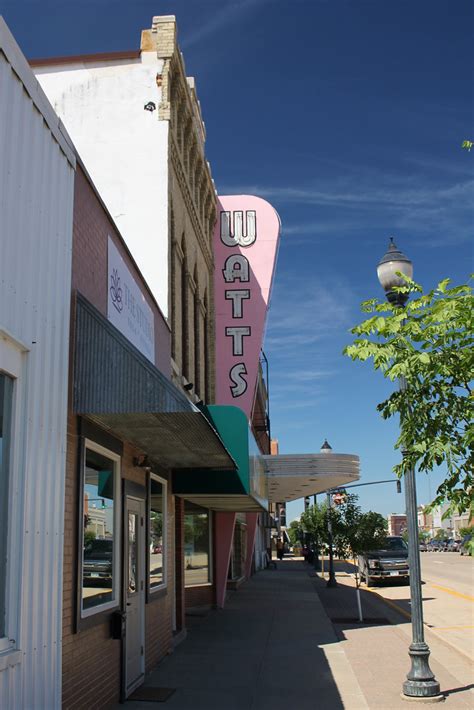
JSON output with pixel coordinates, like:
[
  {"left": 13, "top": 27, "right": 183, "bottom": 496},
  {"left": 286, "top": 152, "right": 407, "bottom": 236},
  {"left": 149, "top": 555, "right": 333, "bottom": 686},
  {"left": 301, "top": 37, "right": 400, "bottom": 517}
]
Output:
[{"left": 214, "top": 195, "right": 280, "bottom": 419}]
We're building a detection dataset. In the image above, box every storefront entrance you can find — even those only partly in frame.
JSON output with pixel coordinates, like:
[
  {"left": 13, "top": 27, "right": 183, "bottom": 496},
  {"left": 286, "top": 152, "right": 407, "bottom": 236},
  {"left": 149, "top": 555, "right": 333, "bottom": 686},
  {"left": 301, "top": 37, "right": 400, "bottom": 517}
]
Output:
[{"left": 125, "top": 496, "right": 145, "bottom": 696}]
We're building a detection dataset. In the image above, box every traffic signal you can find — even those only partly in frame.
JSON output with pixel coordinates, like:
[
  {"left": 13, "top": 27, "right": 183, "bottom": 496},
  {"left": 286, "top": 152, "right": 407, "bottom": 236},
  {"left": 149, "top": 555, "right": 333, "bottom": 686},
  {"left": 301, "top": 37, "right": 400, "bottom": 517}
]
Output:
[
  {"left": 396, "top": 480, "right": 402, "bottom": 494},
  {"left": 304, "top": 496, "right": 311, "bottom": 510},
  {"left": 279, "top": 505, "right": 286, "bottom": 527}
]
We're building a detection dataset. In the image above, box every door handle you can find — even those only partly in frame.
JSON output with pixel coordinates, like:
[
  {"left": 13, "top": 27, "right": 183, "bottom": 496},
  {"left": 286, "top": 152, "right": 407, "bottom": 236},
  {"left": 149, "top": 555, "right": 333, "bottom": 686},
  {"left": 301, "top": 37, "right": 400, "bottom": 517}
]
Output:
[{"left": 126, "top": 602, "right": 131, "bottom": 606}]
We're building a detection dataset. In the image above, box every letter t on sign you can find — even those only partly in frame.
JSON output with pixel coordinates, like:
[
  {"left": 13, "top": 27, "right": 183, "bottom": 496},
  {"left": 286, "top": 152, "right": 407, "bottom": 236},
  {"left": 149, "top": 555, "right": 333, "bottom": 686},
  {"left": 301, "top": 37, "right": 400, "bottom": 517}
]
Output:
[
  {"left": 225, "top": 326, "right": 251, "bottom": 356},
  {"left": 225, "top": 290, "right": 250, "bottom": 318}
]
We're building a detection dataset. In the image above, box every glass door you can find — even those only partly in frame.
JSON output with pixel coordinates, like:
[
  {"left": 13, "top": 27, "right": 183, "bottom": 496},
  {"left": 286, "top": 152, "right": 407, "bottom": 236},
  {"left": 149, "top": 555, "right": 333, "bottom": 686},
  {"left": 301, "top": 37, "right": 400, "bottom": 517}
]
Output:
[{"left": 125, "top": 497, "right": 145, "bottom": 696}]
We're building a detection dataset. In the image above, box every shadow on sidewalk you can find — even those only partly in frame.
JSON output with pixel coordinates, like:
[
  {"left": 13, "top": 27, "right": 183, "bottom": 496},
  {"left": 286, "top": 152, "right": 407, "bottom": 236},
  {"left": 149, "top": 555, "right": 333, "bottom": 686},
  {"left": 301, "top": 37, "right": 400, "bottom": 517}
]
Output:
[
  {"left": 311, "top": 559, "right": 439, "bottom": 629},
  {"left": 119, "top": 558, "right": 347, "bottom": 710}
]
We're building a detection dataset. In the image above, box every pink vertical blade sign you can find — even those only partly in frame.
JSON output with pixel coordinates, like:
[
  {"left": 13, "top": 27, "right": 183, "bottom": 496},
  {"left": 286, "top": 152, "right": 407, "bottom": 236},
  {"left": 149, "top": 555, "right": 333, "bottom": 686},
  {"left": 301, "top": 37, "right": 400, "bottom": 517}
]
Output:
[{"left": 214, "top": 195, "right": 281, "bottom": 419}]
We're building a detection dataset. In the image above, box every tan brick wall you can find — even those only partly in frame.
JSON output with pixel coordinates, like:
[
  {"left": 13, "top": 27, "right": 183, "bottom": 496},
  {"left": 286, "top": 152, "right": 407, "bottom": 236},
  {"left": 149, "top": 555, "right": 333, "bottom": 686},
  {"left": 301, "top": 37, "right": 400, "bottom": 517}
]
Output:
[
  {"left": 141, "top": 15, "right": 217, "bottom": 403},
  {"left": 185, "top": 585, "right": 214, "bottom": 609},
  {"left": 169, "top": 159, "right": 215, "bottom": 401}
]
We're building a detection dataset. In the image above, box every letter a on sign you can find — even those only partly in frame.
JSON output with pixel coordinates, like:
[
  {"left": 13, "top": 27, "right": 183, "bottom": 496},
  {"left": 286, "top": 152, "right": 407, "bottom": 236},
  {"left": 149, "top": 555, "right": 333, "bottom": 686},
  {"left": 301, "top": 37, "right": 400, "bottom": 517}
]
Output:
[{"left": 214, "top": 195, "right": 281, "bottom": 420}]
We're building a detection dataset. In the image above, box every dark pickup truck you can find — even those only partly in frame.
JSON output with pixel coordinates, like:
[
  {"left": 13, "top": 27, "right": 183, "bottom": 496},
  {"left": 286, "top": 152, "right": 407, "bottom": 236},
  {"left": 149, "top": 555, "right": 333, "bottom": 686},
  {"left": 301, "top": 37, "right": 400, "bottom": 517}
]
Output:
[{"left": 358, "top": 536, "right": 409, "bottom": 586}]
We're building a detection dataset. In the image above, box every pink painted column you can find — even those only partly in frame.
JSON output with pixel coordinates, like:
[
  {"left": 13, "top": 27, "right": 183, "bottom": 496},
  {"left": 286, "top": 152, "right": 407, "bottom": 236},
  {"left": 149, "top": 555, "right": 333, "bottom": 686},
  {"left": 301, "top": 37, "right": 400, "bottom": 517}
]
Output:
[
  {"left": 245, "top": 513, "right": 259, "bottom": 579},
  {"left": 214, "top": 512, "right": 236, "bottom": 608}
]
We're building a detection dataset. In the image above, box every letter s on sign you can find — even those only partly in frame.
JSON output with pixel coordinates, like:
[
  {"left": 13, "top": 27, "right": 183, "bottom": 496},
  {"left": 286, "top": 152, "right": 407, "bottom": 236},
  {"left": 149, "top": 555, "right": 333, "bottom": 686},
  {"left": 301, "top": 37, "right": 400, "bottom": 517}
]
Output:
[{"left": 230, "top": 363, "right": 247, "bottom": 398}]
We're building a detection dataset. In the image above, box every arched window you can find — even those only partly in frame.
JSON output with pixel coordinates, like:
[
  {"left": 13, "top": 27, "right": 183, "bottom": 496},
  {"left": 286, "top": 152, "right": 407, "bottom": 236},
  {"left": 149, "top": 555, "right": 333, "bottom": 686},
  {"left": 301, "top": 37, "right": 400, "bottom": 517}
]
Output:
[
  {"left": 204, "top": 291, "right": 211, "bottom": 402},
  {"left": 194, "top": 280, "right": 201, "bottom": 397},
  {"left": 170, "top": 207, "right": 177, "bottom": 362},
  {"left": 181, "top": 243, "right": 189, "bottom": 380}
]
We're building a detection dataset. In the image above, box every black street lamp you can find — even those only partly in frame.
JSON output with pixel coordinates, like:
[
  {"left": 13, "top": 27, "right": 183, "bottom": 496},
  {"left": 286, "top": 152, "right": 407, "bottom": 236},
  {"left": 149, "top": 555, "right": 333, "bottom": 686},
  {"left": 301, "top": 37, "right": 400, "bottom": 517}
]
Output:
[
  {"left": 377, "top": 238, "right": 442, "bottom": 701},
  {"left": 321, "top": 439, "right": 337, "bottom": 588}
]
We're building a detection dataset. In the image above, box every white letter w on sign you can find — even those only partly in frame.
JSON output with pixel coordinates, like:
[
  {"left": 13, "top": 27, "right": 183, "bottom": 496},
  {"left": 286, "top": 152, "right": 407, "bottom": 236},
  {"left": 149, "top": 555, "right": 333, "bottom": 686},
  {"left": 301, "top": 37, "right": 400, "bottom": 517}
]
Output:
[{"left": 220, "top": 210, "right": 257, "bottom": 247}]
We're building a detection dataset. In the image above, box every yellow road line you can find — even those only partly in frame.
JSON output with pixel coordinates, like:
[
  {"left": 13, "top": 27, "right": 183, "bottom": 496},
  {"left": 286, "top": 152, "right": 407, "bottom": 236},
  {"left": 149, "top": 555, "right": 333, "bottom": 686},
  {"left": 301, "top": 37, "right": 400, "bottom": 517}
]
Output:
[
  {"left": 429, "top": 583, "right": 474, "bottom": 602},
  {"left": 433, "top": 625, "right": 474, "bottom": 630},
  {"left": 335, "top": 559, "right": 474, "bottom": 603}
]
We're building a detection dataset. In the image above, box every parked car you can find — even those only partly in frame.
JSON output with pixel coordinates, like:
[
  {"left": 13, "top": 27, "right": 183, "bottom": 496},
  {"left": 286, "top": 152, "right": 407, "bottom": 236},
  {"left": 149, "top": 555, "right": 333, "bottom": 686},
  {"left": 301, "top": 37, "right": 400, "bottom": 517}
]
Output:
[
  {"left": 83, "top": 538, "right": 113, "bottom": 587},
  {"left": 358, "top": 536, "right": 409, "bottom": 587},
  {"left": 446, "top": 539, "right": 460, "bottom": 552},
  {"left": 460, "top": 534, "right": 472, "bottom": 556},
  {"left": 419, "top": 541, "right": 428, "bottom": 551}
]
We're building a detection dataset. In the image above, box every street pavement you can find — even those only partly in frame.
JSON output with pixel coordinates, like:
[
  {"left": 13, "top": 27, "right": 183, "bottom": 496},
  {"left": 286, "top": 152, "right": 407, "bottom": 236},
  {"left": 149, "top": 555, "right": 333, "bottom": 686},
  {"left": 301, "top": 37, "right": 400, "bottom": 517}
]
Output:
[
  {"left": 330, "top": 553, "right": 473, "bottom": 660},
  {"left": 118, "top": 557, "right": 473, "bottom": 710}
]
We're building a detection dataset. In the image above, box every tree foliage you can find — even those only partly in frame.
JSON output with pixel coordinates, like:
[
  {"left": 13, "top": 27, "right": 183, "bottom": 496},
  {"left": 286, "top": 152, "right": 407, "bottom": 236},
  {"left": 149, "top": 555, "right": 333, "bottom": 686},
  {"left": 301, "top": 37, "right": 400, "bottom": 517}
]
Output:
[
  {"left": 344, "top": 276, "right": 473, "bottom": 519},
  {"left": 301, "top": 494, "right": 387, "bottom": 558},
  {"left": 287, "top": 519, "right": 303, "bottom": 546}
]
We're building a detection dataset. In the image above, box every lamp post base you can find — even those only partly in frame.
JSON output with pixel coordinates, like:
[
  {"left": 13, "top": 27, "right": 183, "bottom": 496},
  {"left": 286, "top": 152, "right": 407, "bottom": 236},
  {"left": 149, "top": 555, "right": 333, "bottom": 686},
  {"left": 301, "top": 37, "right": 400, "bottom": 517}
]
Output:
[
  {"left": 402, "top": 643, "right": 442, "bottom": 701},
  {"left": 401, "top": 693, "right": 445, "bottom": 704}
]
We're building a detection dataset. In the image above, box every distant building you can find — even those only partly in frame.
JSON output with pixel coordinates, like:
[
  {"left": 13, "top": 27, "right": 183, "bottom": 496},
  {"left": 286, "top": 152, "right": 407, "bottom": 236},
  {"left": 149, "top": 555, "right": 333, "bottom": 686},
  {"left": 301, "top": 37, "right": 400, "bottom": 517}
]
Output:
[
  {"left": 418, "top": 503, "right": 471, "bottom": 539},
  {"left": 387, "top": 513, "right": 407, "bottom": 537}
]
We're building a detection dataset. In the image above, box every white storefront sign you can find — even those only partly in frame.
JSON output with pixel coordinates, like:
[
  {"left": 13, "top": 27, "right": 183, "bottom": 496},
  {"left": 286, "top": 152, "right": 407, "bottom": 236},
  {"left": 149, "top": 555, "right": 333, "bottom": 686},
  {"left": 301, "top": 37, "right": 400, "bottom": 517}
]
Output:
[{"left": 107, "top": 237, "right": 155, "bottom": 363}]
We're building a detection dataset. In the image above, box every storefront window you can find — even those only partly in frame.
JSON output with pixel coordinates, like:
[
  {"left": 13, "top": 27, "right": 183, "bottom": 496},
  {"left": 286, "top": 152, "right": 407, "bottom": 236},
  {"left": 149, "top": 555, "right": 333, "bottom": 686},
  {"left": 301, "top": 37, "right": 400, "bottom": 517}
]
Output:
[
  {"left": 0, "top": 374, "right": 13, "bottom": 639},
  {"left": 229, "top": 517, "right": 247, "bottom": 580},
  {"left": 81, "top": 443, "right": 120, "bottom": 614},
  {"left": 149, "top": 475, "right": 167, "bottom": 591},
  {"left": 184, "top": 503, "right": 211, "bottom": 586}
]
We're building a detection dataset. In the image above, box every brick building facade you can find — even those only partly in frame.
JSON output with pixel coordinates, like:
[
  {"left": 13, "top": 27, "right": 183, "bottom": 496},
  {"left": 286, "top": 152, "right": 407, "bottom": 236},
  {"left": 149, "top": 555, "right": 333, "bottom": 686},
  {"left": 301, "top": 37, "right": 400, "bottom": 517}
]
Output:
[{"left": 63, "top": 162, "right": 232, "bottom": 705}]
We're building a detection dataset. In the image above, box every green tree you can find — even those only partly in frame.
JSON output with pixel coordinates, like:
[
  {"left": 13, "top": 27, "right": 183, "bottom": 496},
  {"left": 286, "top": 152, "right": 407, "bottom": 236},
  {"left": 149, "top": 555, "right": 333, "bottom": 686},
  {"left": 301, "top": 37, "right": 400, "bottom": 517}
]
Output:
[
  {"left": 83, "top": 529, "right": 96, "bottom": 547},
  {"left": 418, "top": 529, "right": 430, "bottom": 542},
  {"left": 459, "top": 526, "right": 473, "bottom": 538},
  {"left": 301, "top": 495, "right": 387, "bottom": 558},
  {"left": 287, "top": 519, "right": 304, "bottom": 546},
  {"left": 344, "top": 276, "right": 473, "bottom": 520},
  {"left": 300, "top": 500, "right": 329, "bottom": 548}
]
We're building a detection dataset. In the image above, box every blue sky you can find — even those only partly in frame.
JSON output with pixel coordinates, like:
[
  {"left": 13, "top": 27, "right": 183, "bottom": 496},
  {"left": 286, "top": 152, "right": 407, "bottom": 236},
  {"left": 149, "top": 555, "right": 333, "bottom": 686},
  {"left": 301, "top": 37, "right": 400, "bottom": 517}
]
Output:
[{"left": 4, "top": 0, "right": 472, "bottom": 521}]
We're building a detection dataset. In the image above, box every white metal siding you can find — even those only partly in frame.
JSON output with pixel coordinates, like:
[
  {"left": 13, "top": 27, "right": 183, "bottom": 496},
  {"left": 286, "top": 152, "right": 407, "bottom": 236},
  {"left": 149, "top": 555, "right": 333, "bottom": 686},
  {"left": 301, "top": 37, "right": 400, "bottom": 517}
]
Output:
[{"left": 0, "top": 19, "right": 75, "bottom": 710}]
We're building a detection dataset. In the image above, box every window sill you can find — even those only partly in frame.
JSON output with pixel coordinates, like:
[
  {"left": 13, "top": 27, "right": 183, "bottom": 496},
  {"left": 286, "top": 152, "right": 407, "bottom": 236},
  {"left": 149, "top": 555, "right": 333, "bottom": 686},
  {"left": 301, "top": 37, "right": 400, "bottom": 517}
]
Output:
[
  {"left": 0, "top": 649, "right": 22, "bottom": 672},
  {"left": 184, "top": 582, "right": 213, "bottom": 589}
]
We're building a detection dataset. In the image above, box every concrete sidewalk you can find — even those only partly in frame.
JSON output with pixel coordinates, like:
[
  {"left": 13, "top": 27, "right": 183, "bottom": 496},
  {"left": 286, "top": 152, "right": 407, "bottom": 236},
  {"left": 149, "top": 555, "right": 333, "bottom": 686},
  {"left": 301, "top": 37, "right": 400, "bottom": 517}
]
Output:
[
  {"left": 313, "top": 560, "right": 473, "bottom": 709},
  {"left": 120, "top": 557, "right": 366, "bottom": 709},
  {"left": 118, "top": 558, "right": 473, "bottom": 709}
]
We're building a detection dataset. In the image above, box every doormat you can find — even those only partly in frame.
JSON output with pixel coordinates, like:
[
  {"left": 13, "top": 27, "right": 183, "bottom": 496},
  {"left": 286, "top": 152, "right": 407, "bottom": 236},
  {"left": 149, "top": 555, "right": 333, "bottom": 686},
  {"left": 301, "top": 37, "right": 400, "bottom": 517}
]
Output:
[
  {"left": 330, "top": 617, "right": 390, "bottom": 625},
  {"left": 128, "top": 686, "right": 176, "bottom": 702}
]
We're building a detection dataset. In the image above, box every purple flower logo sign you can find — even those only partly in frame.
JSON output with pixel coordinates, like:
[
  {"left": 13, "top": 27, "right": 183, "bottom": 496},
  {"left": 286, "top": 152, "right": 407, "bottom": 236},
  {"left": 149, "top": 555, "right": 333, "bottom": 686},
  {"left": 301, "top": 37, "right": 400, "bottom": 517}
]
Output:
[{"left": 110, "top": 268, "right": 123, "bottom": 313}]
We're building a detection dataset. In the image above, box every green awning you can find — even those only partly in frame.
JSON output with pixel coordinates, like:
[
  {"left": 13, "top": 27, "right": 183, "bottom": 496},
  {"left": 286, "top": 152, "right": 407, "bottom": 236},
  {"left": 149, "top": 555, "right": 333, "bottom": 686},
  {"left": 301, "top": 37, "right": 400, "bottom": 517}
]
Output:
[{"left": 172, "top": 405, "right": 268, "bottom": 512}]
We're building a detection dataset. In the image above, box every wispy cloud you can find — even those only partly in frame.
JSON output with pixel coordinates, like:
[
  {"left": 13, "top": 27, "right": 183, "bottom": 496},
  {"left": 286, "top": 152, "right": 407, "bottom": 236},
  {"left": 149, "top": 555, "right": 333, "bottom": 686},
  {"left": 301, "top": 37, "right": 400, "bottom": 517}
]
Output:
[
  {"left": 222, "top": 171, "right": 474, "bottom": 246},
  {"left": 265, "top": 277, "right": 354, "bottom": 354},
  {"left": 283, "top": 220, "right": 356, "bottom": 237},
  {"left": 221, "top": 178, "right": 474, "bottom": 209},
  {"left": 286, "top": 369, "right": 336, "bottom": 382},
  {"left": 181, "top": 0, "right": 272, "bottom": 49}
]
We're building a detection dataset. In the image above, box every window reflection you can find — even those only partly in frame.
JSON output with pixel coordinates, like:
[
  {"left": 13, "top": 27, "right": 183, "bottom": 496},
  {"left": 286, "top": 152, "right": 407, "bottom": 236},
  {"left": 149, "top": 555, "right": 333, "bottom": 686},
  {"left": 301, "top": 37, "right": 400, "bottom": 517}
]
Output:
[
  {"left": 128, "top": 513, "right": 137, "bottom": 594},
  {"left": 82, "top": 447, "right": 117, "bottom": 611},
  {"left": 184, "top": 503, "right": 211, "bottom": 586},
  {"left": 149, "top": 477, "right": 165, "bottom": 589}
]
